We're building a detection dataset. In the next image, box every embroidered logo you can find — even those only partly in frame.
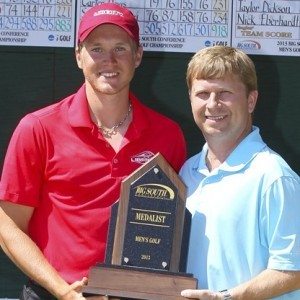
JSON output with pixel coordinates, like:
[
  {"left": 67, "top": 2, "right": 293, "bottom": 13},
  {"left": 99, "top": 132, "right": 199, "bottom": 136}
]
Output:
[
  {"left": 94, "top": 10, "right": 124, "bottom": 18},
  {"left": 131, "top": 151, "right": 155, "bottom": 164}
]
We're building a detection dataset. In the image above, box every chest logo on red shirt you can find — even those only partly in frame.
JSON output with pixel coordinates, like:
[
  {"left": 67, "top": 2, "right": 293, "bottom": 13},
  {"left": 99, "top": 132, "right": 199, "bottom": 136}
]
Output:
[{"left": 131, "top": 151, "right": 155, "bottom": 164}]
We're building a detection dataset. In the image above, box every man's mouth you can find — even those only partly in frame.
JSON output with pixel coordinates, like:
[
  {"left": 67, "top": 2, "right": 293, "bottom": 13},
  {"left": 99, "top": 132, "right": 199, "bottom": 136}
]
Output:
[
  {"left": 99, "top": 72, "right": 118, "bottom": 78},
  {"left": 206, "top": 115, "right": 226, "bottom": 121}
]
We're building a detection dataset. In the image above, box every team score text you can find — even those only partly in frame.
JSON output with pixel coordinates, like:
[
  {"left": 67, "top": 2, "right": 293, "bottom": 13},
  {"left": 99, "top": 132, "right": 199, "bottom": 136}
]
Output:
[{"left": 141, "top": 254, "right": 151, "bottom": 260}]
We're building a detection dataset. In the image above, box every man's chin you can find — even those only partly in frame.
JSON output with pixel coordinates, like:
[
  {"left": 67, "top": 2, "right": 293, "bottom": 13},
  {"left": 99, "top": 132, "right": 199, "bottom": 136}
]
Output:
[{"left": 94, "top": 85, "right": 118, "bottom": 95}]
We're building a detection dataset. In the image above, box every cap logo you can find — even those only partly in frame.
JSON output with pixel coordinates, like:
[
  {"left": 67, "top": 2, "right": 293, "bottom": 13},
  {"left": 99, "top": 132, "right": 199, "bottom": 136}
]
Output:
[{"left": 93, "top": 9, "right": 124, "bottom": 18}]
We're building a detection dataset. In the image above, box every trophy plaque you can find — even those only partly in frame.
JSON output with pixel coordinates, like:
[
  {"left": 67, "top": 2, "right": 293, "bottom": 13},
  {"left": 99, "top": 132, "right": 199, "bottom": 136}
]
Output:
[{"left": 83, "top": 153, "right": 197, "bottom": 299}]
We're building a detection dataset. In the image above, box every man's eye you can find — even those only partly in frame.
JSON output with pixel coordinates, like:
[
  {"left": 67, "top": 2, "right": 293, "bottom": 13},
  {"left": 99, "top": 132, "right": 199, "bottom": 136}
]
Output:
[
  {"left": 115, "top": 47, "right": 126, "bottom": 52},
  {"left": 219, "top": 91, "right": 231, "bottom": 99},
  {"left": 197, "top": 92, "right": 210, "bottom": 100},
  {"left": 91, "top": 48, "right": 102, "bottom": 53}
]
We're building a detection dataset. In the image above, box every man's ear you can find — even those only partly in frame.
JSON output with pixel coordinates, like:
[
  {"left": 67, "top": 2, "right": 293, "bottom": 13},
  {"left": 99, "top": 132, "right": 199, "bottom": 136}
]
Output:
[
  {"left": 248, "top": 90, "right": 258, "bottom": 113},
  {"left": 134, "top": 45, "right": 143, "bottom": 68},
  {"left": 75, "top": 46, "right": 83, "bottom": 70}
]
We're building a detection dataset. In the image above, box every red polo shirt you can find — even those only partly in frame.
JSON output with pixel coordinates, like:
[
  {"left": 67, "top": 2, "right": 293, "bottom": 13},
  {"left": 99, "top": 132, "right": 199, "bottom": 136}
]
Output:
[{"left": 0, "top": 84, "right": 186, "bottom": 282}]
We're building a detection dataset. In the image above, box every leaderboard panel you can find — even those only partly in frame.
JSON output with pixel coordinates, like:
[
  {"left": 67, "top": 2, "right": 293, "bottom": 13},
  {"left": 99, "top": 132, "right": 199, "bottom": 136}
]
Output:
[{"left": 0, "top": 0, "right": 299, "bottom": 56}]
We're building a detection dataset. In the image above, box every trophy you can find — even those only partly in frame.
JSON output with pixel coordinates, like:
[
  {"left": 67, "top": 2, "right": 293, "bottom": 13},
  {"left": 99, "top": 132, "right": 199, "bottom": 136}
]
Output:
[{"left": 83, "top": 153, "right": 197, "bottom": 299}]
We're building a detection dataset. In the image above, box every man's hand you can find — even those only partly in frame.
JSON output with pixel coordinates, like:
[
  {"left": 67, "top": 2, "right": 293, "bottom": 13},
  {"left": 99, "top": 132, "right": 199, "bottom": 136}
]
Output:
[
  {"left": 181, "top": 289, "right": 223, "bottom": 299},
  {"left": 85, "top": 297, "right": 110, "bottom": 300},
  {"left": 59, "top": 278, "right": 120, "bottom": 300},
  {"left": 58, "top": 277, "right": 88, "bottom": 300}
]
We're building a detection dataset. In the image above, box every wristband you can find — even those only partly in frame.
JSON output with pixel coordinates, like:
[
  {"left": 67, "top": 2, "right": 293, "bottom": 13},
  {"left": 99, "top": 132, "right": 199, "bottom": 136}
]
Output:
[{"left": 219, "top": 289, "right": 232, "bottom": 299}]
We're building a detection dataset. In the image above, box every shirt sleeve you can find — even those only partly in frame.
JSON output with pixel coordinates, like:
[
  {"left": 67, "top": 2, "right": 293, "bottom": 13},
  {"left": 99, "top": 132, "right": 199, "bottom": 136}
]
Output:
[
  {"left": 261, "top": 175, "right": 300, "bottom": 270},
  {"left": 0, "top": 114, "right": 45, "bottom": 207}
]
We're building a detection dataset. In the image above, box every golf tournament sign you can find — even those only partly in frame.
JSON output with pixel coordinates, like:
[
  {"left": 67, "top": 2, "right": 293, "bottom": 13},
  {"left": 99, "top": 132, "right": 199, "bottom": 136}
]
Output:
[{"left": 83, "top": 153, "right": 197, "bottom": 299}]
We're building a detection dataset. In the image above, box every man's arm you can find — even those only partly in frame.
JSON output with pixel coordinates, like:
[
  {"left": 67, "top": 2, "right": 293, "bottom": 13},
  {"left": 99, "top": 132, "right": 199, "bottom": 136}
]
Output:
[
  {"left": 0, "top": 202, "right": 87, "bottom": 300},
  {"left": 181, "top": 268, "right": 300, "bottom": 299}
]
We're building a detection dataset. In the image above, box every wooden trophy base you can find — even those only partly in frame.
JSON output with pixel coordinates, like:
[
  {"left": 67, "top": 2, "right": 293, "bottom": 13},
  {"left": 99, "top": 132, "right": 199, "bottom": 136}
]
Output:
[{"left": 83, "top": 264, "right": 197, "bottom": 300}]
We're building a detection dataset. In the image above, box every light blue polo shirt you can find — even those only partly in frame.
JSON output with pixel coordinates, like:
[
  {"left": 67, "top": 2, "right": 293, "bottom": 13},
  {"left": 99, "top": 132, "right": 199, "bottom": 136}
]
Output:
[{"left": 180, "top": 127, "right": 300, "bottom": 299}]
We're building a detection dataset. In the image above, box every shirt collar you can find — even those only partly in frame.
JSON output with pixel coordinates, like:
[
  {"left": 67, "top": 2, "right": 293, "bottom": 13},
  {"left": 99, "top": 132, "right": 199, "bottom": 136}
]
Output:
[
  {"left": 223, "top": 126, "right": 266, "bottom": 172},
  {"left": 68, "top": 84, "right": 93, "bottom": 129},
  {"left": 194, "top": 126, "right": 267, "bottom": 174},
  {"left": 67, "top": 84, "right": 149, "bottom": 138},
  {"left": 126, "top": 92, "right": 149, "bottom": 139}
]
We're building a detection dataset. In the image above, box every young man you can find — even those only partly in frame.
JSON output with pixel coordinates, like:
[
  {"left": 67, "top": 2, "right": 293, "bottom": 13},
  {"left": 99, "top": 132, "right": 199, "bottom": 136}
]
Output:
[
  {"left": 0, "top": 3, "right": 186, "bottom": 299},
  {"left": 180, "top": 46, "right": 300, "bottom": 299}
]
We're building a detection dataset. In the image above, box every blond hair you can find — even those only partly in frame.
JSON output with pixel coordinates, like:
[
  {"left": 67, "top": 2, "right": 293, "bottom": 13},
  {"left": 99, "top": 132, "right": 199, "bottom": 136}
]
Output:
[{"left": 186, "top": 46, "right": 257, "bottom": 95}]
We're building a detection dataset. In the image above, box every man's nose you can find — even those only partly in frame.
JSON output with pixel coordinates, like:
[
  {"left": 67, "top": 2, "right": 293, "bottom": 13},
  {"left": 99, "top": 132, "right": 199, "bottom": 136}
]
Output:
[
  {"left": 102, "top": 51, "right": 117, "bottom": 63},
  {"left": 206, "top": 93, "right": 220, "bottom": 108}
]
